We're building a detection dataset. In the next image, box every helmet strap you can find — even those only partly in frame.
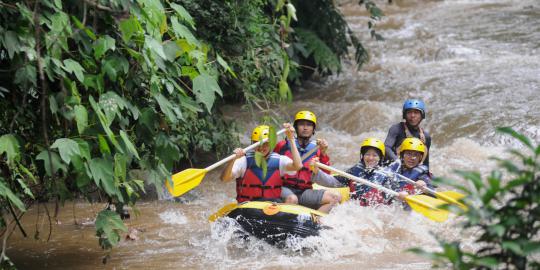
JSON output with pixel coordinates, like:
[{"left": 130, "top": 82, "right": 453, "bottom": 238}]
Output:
[{"left": 405, "top": 121, "right": 420, "bottom": 130}]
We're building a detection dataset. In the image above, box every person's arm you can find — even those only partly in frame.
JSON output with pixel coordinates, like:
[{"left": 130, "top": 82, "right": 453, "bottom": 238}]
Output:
[
  {"left": 316, "top": 139, "right": 331, "bottom": 174},
  {"left": 309, "top": 157, "right": 344, "bottom": 187},
  {"left": 384, "top": 124, "right": 400, "bottom": 162},
  {"left": 316, "top": 138, "right": 331, "bottom": 164},
  {"left": 417, "top": 173, "right": 434, "bottom": 190},
  {"left": 283, "top": 123, "right": 303, "bottom": 171},
  {"left": 220, "top": 148, "right": 245, "bottom": 182}
]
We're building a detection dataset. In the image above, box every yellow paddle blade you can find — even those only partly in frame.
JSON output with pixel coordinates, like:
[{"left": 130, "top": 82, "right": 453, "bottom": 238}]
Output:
[
  {"left": 437, "top": 190, "right": 466, "bottom": 200},
  {"left": 405, "top": 195, "right": 450, "bottom": 222},
  {"left": 312, "top": 183, "right": 350, "bottom": 203},
  {"left": 208, "top": 203, "right": 238, "bottom": 222},
  {"left": 435, "top": 191, "right": 468, "bottom": 211},
  {"left": 165, "top": 168, "right": 208, "bottom": 197}
]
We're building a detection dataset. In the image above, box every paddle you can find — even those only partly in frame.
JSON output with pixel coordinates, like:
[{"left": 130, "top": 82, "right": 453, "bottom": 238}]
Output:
[
  {"left": 314, "top": 162, "right": 450, "bottom": 222},
  {"left": 166, "top": 128, "right": 287, "bottom": 197},
  {"left": 375, "top": 169, "right": 467, "bottom": 210},
  {"left": 207, "top": 144, "right": 323, "bottom": 221}
]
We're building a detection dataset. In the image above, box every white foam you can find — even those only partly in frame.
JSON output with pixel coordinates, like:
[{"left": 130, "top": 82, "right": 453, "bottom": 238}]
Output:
[{"left": 159, "top": 209, "right": 188, "bottom": 225}]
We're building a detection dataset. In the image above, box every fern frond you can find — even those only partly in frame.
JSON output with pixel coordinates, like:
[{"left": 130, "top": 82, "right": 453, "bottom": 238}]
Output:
[{"left": 295, "top": 28, "right": 341, "bottom": 75}]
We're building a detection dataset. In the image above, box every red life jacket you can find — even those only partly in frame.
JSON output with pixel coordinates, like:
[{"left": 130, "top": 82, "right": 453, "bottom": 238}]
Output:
[
  {"left": 359, "top": 188, "right": 387, "bottom": 206},
  {"left": 399, "top": 183, "right": 416, "bottom": 195},
  {"left": 349, "top": 181, "right": 391, "bottom": 206},
  {"left": 236, "top": 152, "right": 283, "bottom": 203},
  {"left": 276, "top": 140, "right": 319, "bottom": 190}
]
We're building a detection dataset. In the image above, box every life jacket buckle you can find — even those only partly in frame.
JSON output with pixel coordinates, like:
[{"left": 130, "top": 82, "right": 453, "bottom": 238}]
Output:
[{"left": 263, "top": 203, "right": 280, "bottom": 216}]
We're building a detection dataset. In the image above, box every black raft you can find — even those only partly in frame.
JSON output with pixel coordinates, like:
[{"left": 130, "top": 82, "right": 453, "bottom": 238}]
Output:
[{"left": 223, "top": 201, "right": 326, "bottom": 245}]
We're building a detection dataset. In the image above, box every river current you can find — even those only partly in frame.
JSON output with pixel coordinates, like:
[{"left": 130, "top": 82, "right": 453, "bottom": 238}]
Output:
[{"left": 8, "top": 1, "right": 540, "bottom": 269}]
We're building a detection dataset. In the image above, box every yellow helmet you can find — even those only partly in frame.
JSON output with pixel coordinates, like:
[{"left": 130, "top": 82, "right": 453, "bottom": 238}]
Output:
[
  {"left": 251, "top": 125, "right": 270, "bottom": 142},
  {"left": 398, "top": 138, "right": 426, "bottom": 158},
  {"left": 294, "top": 110, "right": 317, "bottom": 127},
  {"left": 360, "top": 137, "right": 385, "bottom": 158}
]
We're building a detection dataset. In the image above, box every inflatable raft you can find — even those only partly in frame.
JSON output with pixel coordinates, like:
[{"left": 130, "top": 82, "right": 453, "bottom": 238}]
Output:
[{"left": 209, "top": 201, "right": 326, "bottom": 244}]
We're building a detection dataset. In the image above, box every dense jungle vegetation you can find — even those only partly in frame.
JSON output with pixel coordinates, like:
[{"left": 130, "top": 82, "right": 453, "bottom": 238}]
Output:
[{"left": 0, "top": 0, "right": 384, "bottom": 265}]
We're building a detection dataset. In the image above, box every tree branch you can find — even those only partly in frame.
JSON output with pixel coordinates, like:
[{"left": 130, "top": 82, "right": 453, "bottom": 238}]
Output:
[{"left": 83, "top": 0, "right": 114, "bottom": 12}]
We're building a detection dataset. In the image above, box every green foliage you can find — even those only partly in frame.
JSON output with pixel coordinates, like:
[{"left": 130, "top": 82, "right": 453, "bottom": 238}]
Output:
[
  {"left": 95, "top": 210, "right": 128, "bottom": 249},
  {"left": 0, "top": 0, "right": 236, "bottom": 256},
  {"left": 295, "top": 28, "right": 341, "bottom": 74},
  {"left": 178, "top": 0, "right": 285, "bottom": 106},
  {"left": 410, "top": 128, "right": 540, "bottom": 269},
  {"left": 0, "top": 0, "right": 386, "bottom": 264}
]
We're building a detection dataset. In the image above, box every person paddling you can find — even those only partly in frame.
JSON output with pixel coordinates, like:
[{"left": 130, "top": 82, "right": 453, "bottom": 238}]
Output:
[
  {"left": 384, "top": 99, "right": 432, "bottom": 168},
  {"left": 220, "top": 124, "right": 302, "bottom": 203},
  {"left": 395, "top": 137, "right": 432, "bottom": 195},
  {"left": 274, "top": 110, "right": 340, "bottom": 213},
  {"left": 310, "top": 138, "right": 408, "bottom": 205}
]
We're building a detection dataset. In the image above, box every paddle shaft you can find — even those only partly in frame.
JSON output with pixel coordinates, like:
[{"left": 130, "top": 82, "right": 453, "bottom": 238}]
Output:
[
  {"left": 375, "top": 170, "right": 436, "bottom": 195},
  {"left": 376, "top": 169, "right": 465, "bottom": 207},
  {"left": 205, "top": 128, "right": 287, "bottom": 172},
  {"left": 315, "top": 162, "right": 399, "bottom": 197},
  {"left": 316, "top": 163, "right": 451, "bottom": 222}
]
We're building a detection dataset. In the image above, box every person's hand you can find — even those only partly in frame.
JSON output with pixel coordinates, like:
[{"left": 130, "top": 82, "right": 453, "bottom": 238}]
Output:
[
  {"left": 416, "top": 180, "right": 428, "bottom": 192},
  {"left": 316, "top": 138, "right": 328, "bottom": 155},
  {"left": 233, "top": 148, "right": 245, "bottom": 159},
  {"left": 283, "top": 122, "right": 295, "bottom": 140},
  {"left": 397, "top": 191, "right": 408, "bottom": 201},
  {"left": 309, "top": 157, "right": 320, "bottom": 174}
]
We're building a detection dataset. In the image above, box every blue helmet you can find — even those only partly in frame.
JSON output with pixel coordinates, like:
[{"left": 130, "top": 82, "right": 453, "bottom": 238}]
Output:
[{"left": 402, "top": 99, "right": 426, "bottom": 119}]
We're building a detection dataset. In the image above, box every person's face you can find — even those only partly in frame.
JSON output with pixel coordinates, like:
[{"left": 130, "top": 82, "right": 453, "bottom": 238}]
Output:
[
  {"left": 256, "top": 142, "right": 270, "bottom": 156},
  {"left": 405, "top": 109, "right": 422, "bottom": 127},
  {"left": 362, "top": 148, "right": 380, "bottom": 168},
  {"left": 295, "top": 120, "right": 315, "bottom": 138},
  {"left": 402, "top": 150, "right": 422, "bottom": 169}
]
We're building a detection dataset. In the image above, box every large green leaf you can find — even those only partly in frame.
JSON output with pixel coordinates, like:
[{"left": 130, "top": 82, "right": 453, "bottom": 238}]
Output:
[
  {"left": 97, "top": 134, "right": 111, "bottom": 155},
  {"left": 74, "top": 105, "right": 88, "bottom": 134},
  {"left": 216, "top": 53, "right": 237, "bottom": 78},
  {"left": 14, "top": 65, "right": 36, "bottom": 87},
  {"left": 62, "top": 59, "right": 85, "bottom": 82},
  {"left": 145, "top": 36, "right": 167, "bottom": 60},
  {"left": 36, "top": 150, "right": 67, "bottom": 176},
  {"left": 268, "top": 125, "right": 277, "bottom": 150},
  {"left": 88, "top": 158, "right": 116, "bottom": 196},
  {"left": 73, "top": 138, "right": 91, "bottom": 161},
  {"left": 0, "top": 134, "right": 21, "bottom": 164},
  {"left": 295, "top": 28, "right": 340, "bottom": 74},
  {"left": 99, "top": 91, "right": 128, "bottom": 125},
  {"left": 120, "top": 130, "right": 140, "bottom": 160},
  {"left": 163, "top": 41, "right": 180, "bottom": 62},
  {"left": 153, "top": 93, "right": 182, "bottom": 123},
  {"left": 50, "top": 138, "right": 81, "bottom": 165},
  {"left": 170, "top": 3, "right": 194, "bottom": 28},
  {"left": 155, "top": 133, "right": 180, "bottom": 169},
  {"left": 114, "top": 154, "right": 127, "bottom": 184},
  {"left": 89, "top": 96, "right": 123, "bottom": 153},
  {"left": 496, "top": 127, "right": 534, "bottom": 150},
  {"left": 278, "top": 79, "right": 291, "bottom": 101},
  {"left": 0, "top": 180, "right": 26, "bottom": 211},
  {"left": 170, "top": 17, "right": 200, "bottom": 47},
  {"left": 3, "top": 31, "right": 20, "bottom": 59},
  {"left": 119, "top": 16, "right": 141, "bottom": 43},
  {"left": 71, "top": 16, "right": 96, "bottom": 40},
  {"left": 95, "top": 210, "right": 127, "bottom": 248},
  {"left": 256, "top": 152, "right": 268, "bottom": 179},
  {"left": 192, "top": 73, "right": 222, "bottom": 112},
  {"left": 94, "top": 35, "right": 116, "bottom": 59}
]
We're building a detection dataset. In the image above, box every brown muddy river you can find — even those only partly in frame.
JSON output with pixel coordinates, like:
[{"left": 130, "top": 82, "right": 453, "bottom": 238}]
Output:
[{"left": 8, "top": 0, "right": 540, "bottom": 269}]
